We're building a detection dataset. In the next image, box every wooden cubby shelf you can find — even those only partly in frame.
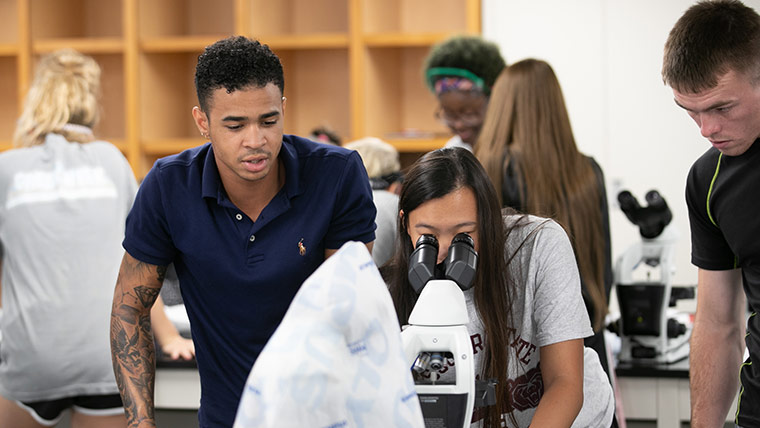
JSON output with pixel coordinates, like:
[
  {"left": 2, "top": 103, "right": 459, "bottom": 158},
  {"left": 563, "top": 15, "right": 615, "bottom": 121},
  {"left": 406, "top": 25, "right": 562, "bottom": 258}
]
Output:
[
  {"left": 363, "top": 33, "right": 456, "bottom": 47},
  {"left": 33, "top": 38, "right": 124, "bottom": 54},
  {"left": 142, "top": 139, "right": 206, "bottom": 156},
  {"left": 263, "top": 34, "right": 349, "bottom": 50},
  {"left": 387, "top": 137, "right": 451, "bottom": 153},
  {"left": 0, "top": 44, "right": 18, "bottom": 56},
  {"left": 140, "top": 36, "right": 229, "bottom": 53},
  {"left": 0, "top": 0, "right": 481, "bottom": 174}
]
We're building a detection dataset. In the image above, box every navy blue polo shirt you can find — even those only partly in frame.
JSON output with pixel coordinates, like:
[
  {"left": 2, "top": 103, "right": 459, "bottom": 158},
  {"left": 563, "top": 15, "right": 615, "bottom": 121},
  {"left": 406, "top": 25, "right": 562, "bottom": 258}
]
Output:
[{"left": 123, "top": 135, "right": 376, "bottom": 428}]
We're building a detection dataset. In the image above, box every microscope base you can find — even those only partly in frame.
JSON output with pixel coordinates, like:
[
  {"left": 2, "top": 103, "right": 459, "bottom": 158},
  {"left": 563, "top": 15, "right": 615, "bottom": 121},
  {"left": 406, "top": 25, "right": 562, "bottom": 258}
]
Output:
[
  {"left": 618, "top": 336, "right": 690, "bottom": 365},
  {"left": 417, "top": 393, "right": 468, "bottom": 428}
]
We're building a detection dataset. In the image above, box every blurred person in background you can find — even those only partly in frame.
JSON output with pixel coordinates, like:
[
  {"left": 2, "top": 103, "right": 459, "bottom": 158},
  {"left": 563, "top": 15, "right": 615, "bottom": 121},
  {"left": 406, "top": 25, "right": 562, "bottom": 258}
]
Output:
[
  {"left": 309, "top": 126, "right": 342, "bottom": 146},
  {"left": 475, "top": 59, "right": 615, "bottom": 387},
  {"left": 345, "top": 137, "right": 403, "bottom": 267},
  {"left": 0, "top": 49, "right": 191, "bottom": 428},
  {"left": 423, "top": 35, "right": 506, "bottom": 151}
]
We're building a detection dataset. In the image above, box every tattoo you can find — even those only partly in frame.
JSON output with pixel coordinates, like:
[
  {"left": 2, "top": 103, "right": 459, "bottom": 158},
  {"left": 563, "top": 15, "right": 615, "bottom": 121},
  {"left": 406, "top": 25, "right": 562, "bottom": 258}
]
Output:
[
  {"left": 135, "top": 286, "right": 160, "bottom": 309},
  {"left": 114, "top": 304, "right": 140, "bottom": 325},
  {"left": 111, "top": 255, "right": 162, "bottom": 427}
]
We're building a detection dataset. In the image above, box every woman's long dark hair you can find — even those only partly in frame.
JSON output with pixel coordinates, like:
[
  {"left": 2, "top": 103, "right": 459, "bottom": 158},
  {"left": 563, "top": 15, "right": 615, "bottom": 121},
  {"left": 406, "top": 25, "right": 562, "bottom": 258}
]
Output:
[{"left": 387, "top": 147, "right": 517, "bottom": 427}]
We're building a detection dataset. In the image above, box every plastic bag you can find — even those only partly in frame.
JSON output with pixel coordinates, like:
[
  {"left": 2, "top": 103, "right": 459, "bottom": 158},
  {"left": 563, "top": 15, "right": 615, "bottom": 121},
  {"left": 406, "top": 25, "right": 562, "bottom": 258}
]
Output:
[{"left": 233, "top": 241, "right": 424, "bottom": 428}]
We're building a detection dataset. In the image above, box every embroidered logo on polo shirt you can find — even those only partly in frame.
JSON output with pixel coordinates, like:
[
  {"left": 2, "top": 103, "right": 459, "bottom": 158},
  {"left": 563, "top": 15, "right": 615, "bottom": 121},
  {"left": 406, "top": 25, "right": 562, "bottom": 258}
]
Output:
[{"left": 298, "top": 238, "right": 306, "bottom": 256}]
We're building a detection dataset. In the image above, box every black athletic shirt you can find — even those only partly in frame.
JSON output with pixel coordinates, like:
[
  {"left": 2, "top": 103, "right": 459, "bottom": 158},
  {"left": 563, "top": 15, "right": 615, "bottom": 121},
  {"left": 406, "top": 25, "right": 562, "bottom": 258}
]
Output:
[{"left": 686, "top": 139, "right": 760, "bottom": 426}]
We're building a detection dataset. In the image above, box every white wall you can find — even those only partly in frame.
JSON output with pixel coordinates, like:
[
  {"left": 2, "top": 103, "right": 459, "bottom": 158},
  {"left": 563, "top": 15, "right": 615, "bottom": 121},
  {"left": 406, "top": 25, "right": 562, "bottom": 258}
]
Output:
[{"left": 483, "top": 0, "right": 760, "bottom": 286}]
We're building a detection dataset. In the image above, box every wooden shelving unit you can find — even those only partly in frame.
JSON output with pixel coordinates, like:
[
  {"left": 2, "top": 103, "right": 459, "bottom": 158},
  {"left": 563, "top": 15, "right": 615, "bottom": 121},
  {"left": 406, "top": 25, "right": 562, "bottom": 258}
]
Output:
[{"left": 1, "top": 0, "right": 480, "bottom": 176}]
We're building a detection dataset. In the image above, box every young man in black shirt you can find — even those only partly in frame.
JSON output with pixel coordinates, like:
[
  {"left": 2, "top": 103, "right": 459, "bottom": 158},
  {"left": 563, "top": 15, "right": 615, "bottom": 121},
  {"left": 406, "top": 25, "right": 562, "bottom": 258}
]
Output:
[{"left": 663, "top": 1, "right": 760, "bottom": 426}]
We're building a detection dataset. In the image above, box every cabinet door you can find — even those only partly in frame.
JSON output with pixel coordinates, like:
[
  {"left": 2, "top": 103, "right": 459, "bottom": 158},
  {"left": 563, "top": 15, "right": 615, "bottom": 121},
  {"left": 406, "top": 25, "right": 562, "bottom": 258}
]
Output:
[
  {"left": 248, "top": 0, "right": 350, "bottom": 141},
  {"left": 248, "top": 0, "right": 348, "bottom": 37},
  {"left": 139, "top": 0, "right": 235, "bottom": 39},
  {"left": 275, "top": 48, "right": 350, "bottom": 140},
  {"left": 0, "top": 56, "right": 18, "bottom": 148},
  {"left": 139, "top": 52, "right": 204, "bottom": 147},
  {"left": 356, "top": 0, "right": 480, "bottom": 157},
  {"left": 30, "top": 0, "right": 124, "bottom": 52},
  {"left": 137, "top": 0, "right": 237, "bottom": 172},
  {"left": 26, "top": 0, "right": 126, "bottom": 150},
  {"left": 362, "top": 0, "right": 472, "bottom": 34}
]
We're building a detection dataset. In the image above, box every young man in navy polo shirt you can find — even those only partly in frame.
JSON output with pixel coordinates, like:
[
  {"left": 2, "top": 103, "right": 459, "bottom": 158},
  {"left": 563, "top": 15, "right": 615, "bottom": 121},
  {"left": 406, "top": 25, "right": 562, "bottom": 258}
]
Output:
[{"left": 110, "top": 36, "right": 376, "bottom": 428}]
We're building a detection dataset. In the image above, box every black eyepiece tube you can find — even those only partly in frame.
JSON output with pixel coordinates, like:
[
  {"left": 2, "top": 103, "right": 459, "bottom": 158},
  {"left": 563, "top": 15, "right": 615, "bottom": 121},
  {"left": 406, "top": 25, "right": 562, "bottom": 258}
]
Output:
[
  {"left": 445, "top": 233, "right": 478, "bottom": 290},
  {"left": 618, "top": 190, "right": 640, "bottom": 222},
  {"left": 618, "top": 189, "right": 673, "bottom": 239},
  {"left": 408, "top": 234, "right": 439, "bottom": 294},
  {"left": 645, "top": 190, "right": 665, "bottom": 208}
]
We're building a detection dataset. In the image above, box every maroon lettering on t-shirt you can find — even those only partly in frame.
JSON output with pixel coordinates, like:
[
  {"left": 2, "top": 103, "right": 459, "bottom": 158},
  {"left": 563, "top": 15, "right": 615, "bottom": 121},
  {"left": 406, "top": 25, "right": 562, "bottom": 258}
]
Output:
[
  {"left": 471, "top": 333, "right": 484, "bottom": 355},
  {"left": 469, "top": 330, "right": 538, "bottom": 364}
]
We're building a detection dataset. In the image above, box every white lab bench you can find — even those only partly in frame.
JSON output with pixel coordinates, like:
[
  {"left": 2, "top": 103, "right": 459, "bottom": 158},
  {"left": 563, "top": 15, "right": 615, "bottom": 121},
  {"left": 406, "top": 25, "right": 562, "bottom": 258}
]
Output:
[
  {"left": 155, "top": 355, "right": 740, "bottom": 426},
  {"left": 616, "top": 357, "right": 738, "bottom": 427},
  {"left": 155, "top": 365, "right": 201, "bottom": 409}
]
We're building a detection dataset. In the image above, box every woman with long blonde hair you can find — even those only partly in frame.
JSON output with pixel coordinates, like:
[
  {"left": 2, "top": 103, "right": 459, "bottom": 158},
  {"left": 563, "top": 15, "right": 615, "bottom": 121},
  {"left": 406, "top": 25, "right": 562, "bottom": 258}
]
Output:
[
  {"left": 13, "top": 49, "right": 101, "bottom": 148},
  {"left": 475, "top": 59, "right": 614, "bottom": 382},
  {"left": 0, "top": 49, "right": 191, "bottom": 428}
]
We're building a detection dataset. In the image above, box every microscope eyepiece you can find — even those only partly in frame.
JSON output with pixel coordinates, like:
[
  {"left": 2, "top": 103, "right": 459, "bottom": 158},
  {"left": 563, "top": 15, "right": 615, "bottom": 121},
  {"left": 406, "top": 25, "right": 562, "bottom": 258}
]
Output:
[
  {"left": 618, "top": 189, "right": 673, "bottom": 239},
  {"left": 416, "top": 234, "right": 439, "bottom": 248},
  {"left": 445, "top": 233, "right": 478, "bottom": 290},
  {"left": 407, "top": 233, "right": 479, "bottom": 293},
  {"left": 645, "top": 190, "right": 666, "bottom": 208},
  {"left": 450, "top": 232, "right": 474, "bottom": 247},
  {"left": 408, "top": 234, "right": 439, "bottom": 294},
  {"left": 617, "top": 190, "right": 639, "bottom": 213}
]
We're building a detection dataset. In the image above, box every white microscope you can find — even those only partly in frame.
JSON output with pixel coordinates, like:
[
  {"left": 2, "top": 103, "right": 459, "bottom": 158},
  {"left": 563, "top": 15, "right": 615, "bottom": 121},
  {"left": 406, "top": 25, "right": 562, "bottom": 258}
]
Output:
[
  {"left": 401, "top": 233, "right": 495, "bottom": 428},
  {"left": 614, "top": 190, "right": 693, "bottom": 364}
]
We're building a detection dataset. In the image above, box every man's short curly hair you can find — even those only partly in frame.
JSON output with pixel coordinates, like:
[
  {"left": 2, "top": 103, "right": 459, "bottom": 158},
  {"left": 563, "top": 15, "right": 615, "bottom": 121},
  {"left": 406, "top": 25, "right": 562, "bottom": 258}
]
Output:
[
  {"left": 195, "top": 36, "right": 284, "bottom": 112},
  {"left": 423, "top": 35, "right": 506, "bottom": 95}
]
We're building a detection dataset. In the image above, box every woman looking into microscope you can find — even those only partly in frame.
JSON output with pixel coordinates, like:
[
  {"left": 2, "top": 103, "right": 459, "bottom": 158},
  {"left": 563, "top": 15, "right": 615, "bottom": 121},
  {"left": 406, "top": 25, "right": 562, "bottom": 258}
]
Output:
[{"left": 384, "top": 148, "right": 614, "bottom": 427}]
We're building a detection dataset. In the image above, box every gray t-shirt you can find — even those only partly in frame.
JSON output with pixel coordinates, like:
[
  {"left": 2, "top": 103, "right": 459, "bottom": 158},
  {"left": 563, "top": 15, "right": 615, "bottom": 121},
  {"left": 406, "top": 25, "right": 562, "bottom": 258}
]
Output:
[
  {"left": 444, "top": 135, "right": 473, "bottom": 152},
  {"left": 420, "top": 215, "right": 614, "bottom": 427},
  {"left": 371, "top": 189, "right": 399, "bottom": 267},
  {"left": 0, "top": 133, "right": 137, "bottom": 401}
]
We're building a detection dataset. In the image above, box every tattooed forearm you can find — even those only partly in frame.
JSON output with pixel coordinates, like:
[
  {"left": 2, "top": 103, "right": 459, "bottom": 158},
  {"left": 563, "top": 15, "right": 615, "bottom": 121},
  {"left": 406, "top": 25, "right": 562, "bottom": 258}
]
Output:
[{"left": 110, "top": 253, "right": 165, "bottom": 428}]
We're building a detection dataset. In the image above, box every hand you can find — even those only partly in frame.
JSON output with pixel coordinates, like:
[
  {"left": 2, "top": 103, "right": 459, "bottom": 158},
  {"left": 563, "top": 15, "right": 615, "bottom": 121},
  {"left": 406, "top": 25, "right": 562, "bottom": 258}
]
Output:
[{"left": 161, "top": 335, "right": 195, "bottom": 360}]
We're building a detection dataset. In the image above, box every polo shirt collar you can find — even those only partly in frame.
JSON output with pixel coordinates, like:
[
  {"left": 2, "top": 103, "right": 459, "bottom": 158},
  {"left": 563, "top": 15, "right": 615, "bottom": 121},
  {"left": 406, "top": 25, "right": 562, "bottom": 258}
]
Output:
[
  {"left": 201, "top": 144, "right": 224, "bottom": 202},
  {"left": 279, "top": 135, "right": 304, "bottom": 198},
  {"left": 199, "top": 137, "right": 304, "bottom": 204}
]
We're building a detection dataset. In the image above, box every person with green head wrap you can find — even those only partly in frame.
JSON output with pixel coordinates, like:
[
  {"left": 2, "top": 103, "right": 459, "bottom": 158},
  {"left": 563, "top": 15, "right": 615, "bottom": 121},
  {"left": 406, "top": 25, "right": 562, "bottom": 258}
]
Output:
[{"left": 424, "top": 35, "right": 506, "bottom": 151}]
